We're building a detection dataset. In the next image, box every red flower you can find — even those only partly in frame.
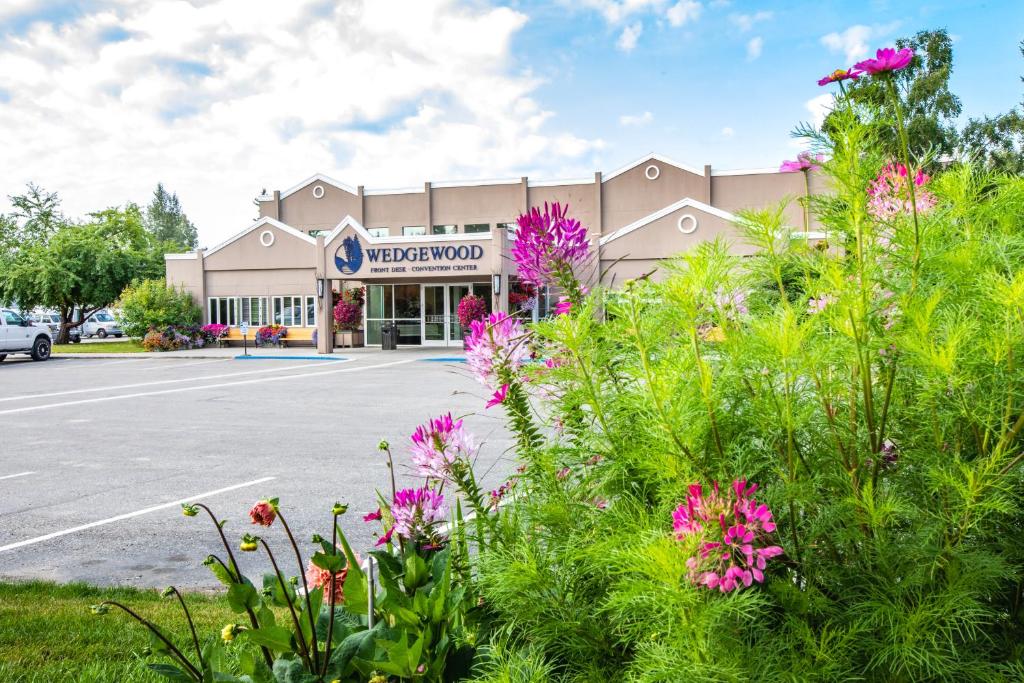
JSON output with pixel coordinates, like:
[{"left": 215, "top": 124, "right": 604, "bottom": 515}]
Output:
[{"left": 249, "top": 500, "right": 277, "bottom": 527}]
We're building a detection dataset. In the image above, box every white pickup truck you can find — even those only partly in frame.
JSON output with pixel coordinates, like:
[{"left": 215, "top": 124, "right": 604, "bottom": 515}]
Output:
[{"left": 1, "top": 308, "right": 53, "bottom": 362}]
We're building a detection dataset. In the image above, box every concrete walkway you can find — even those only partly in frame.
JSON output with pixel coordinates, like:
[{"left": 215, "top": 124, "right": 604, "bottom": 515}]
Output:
[{"left": 53, "top": 346, "right": 466, "bottom": 360}]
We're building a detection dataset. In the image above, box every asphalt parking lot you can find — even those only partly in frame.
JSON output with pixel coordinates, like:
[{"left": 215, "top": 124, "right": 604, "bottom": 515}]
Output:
[{"left": 0, "top": 349, "right": 513, "bottom": 588}]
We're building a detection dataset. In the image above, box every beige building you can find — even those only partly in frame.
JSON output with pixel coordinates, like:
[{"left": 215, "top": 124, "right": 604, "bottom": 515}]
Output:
[{"left": 165, "top": 153, "right": 823, "bottom": 352}]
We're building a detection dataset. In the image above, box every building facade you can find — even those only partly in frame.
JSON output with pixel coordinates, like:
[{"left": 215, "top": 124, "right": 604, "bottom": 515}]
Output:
[{"left": 165, "top": 153, "right": 823, "bottom": 352}]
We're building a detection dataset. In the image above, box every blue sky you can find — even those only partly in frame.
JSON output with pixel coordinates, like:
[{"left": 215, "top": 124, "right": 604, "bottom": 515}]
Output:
[{"left": 0, "top": 0, "right": 1020, "bottom": 244}]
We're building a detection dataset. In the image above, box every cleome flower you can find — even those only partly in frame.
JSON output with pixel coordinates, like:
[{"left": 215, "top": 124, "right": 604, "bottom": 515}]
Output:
[
  {"left": 867, "top": 163, "right": 937, "bottom": 219},
  {"left": 464, "top": 312, "right": 530, "bottom": 388},
  {"left": 672, "top": 479, "right": 783, "bottom": 593},
  {"left": 486, "top": 384, "right": 510, "bottom": 409},
  {"left": 390, "top": 486, "right": 448, "bottom": 542},
  {"left": 511, "top": 202, "right": 590, "bottom": 289},
  {"left": 409, "top": 413, "right": 479, "bottom": 480}
]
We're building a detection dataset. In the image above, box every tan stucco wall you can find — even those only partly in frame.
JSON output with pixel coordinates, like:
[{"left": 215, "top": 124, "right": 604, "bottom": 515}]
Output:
[
  {"left": 204, "top": 268, "right": 315, "bottom": 298},
  {"left": 363, "top": 192, "right": 428, "bottom": 232},
  {"left": 431, "top": 183, "right": 522, "bottom": 227},
  {"left": 204, "top": 225, "right": 316, "bottom": 271},
  {"left": 602, "top": 162, "right": 708, "bottom": 230},
  {"left": 165, "top": 257, "right": 204, "bottom": 303},
  {"left": 711, "top": 171, "right": 826, "bottom": 229},
  {"left": 279, "top": 182, "right": 362, "bottom": 234},
  {"left": 527, "top": 183, "right": 600, "bottom": 237}
]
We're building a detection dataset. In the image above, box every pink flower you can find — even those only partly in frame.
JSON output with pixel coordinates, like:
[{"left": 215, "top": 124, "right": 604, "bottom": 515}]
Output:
[
  {"left": 867, "top": 163, "right": 937, "bottom": 219},
  {"left": 305, "top": 554, "right": 348, "bottom": 604},
  {"left": 464, "top": 312, "right": 530, "bottom": 388},
  {"left": 486, "top": 384, "right": 509, "bottom": 409},
  {"left": 712, "top": 288, "right": 748, "bottom": 320},
  {"left": 249, "top": 501, "right": 276, "bottom": 527},
  {"left": 553, "top": 297, "right": 572, "bottom": 316},
  {"left": 592, "top": 497, "right": 608, "bottom": 510},
  {"left": 807, "top": 295, "right": 835, "bottom": 314},
  {"left": 855, "top": 47, "right": 914, "bottom": 76},
  {"left": 363, "top": 509, "right": 382, "bottom": 522},
  {"left": 375, "top": 525, "right": 394, "bottom": 547},
  {"left": 409, "top": 413, "right": 478, "bottom": 480},
  {"left": 817, "top": 67, "right": 861, "bottom": 86},
  {"left": 489, "top": 479, "right": 515, "bottom": 509},
  {"left": 511, "top": 202, "right": 591, "bottom": 288},
  {"left": 779, "top": 152, "right": 823, "bottom": 173},
  {"left": 672, "top": 479, "right": 783, "bottom": 593},
  {"left": 556, "top": 467, "right": 571, "bottom": 480},
  {"left": 390, "top": 486, "right": 447, "bottom": 540}
]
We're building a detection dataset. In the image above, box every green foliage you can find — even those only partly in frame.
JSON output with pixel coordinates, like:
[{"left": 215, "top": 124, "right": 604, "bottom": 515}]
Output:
[
  {"left": 476, "top": 111, "right": 1024, "bottom": 680},
  {"left": 145, "top": 183, "right": 198, "bottom": 250},
  {"left": 960, "top": 40, "right": 1024, "bottom": 174},
  {"left": 118, "top": 279, "right": 202, "bottom": 338}
]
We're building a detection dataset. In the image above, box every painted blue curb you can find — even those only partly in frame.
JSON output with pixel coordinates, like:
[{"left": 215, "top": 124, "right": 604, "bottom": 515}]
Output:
[
  {"left": 420, "top": 357, "right": 466, "bottom": 362},
  {"left": 234, "top": 355, "right": 349, "bottom": 361}
]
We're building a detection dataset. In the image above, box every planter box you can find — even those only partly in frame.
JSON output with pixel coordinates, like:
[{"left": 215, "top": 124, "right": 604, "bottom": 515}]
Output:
[{"left": 334, "top": 330, "right": 365, "bottom": 348}]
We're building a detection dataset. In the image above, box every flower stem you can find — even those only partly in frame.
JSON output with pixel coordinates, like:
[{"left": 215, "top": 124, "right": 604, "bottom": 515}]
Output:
[
  {"left": 100, "top": 601, "right": 202, "bottom": 680},
  {"left": 321, "top": 511, "right": 341, "bottom": 677},
  {"left": 167, "top": 587, "right": 203, "bottom": 670},
  {"left": 259, "top": 539, "right": 314, "bottom": 671},
  {"left": 276, "top": 511, "right": 319, "bottom": 670},
  {"left": 884, "top": 77, "right": 921, "bottom": 283}
]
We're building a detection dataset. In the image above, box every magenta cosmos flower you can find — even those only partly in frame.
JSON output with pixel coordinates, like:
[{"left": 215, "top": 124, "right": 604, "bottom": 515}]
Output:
[
  {"left": 780, "top": 152, "right": 823, "bottom": 173},
  {"left": 511, "top": 202, "right": 590, "bottom": 288},
  {"left": 817, "top": 67, "right": 861, "bottom": 86},
  {"left": 464, "top": 312, "right": 530, "bottom": 388},
  {"left": 673, "top": 479, "right": 783, "bottom": 593},
  {"left": 390, "top": 486, "right": 448, "bottom": 540},
  {"left": 854, "top": 47, "right": 914, "bottom": 76},
  {"left": 409, "top": 413, "right": 478, "bottom": 479}
]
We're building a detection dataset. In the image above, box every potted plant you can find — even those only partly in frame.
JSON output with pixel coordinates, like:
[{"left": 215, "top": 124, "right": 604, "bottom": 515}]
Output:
[
  {"left": 333, "top": 286, "right": 365, "bottom": 347},
  {"left": 201, "top": 323, "right": 230, "bottom": 347},
  {"left": 457, "top": 293, "right": 488, "bottom": 349},
  {"left": 256, "top": 324, "right": 287, "bottom": 348}
]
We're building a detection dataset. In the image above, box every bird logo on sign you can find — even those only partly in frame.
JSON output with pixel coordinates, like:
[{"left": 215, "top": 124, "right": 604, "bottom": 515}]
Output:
[{"left": 334, "top": 235, "right": 363, "bottom": 274}]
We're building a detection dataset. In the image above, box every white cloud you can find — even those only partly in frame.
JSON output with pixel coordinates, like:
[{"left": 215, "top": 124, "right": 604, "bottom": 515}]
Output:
[
  {"left": 805, "top": 93, "right": 835, "bottom": 127},
  {"left": 620, "top": 111, "right": 654, "bottom": 126},
  {"left": 0, "top": 0, "right": 605, "bottom": 246},
  {"left": 721, "top": 126, "right": 734, "bottom": 138},
  {"left": 730, "top": 11, "right": 772, "bottom": 32},
  {"left": 617, "top": 21, "right": 643, "bottom": 52},
  {"left": 574, "top": 0, "right": 664, "bottom": 24},
  {"left": 746, "top": 36, "right": 763, "bottom": 60},
  {"left": 666, "top": 0, "right": 702, "bottom": 27},
  {"left": 820, "top": 22, "right": 901, "bottom": 63}
]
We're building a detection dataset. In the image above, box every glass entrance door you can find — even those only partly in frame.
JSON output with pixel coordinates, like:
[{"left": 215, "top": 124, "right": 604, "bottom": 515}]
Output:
[{"left": 421, "top": 283, "right": 481, "bottom": 346}]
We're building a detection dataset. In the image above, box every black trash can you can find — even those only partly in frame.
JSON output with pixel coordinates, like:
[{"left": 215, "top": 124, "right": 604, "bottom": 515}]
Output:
[{"left": 381, "top": 322, "right": 399, "bottom": 350}]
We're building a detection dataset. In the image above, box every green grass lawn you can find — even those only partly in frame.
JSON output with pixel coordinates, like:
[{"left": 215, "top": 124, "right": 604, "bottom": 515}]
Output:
[
  {"left": 52, "top": 340, "right": 145, "bottom": 354},
  {"left": 0, "top": 581, "right": 239, "bottom": 682}
]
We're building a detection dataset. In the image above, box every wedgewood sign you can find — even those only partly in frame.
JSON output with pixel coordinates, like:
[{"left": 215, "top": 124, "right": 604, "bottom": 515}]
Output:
[{"left": 334, "top": 235, "right": 485, "bottom": 275}]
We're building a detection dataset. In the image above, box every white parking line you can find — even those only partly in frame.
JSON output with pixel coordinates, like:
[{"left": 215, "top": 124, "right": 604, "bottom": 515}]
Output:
[
  {"left": 135, "top": 358, "right": 230, "bottom": 372},
  {"left": 0, "top": 357, "right": 418, "bottom": 416},
  {"left": 0, "top": 360, "right": 349, "bottom": 403},
  {"left": 0, "top": 476, "right": 276, "bottom": 553},
  {"left": 0, "top": 471, "right": 34, "bottom": 481}
]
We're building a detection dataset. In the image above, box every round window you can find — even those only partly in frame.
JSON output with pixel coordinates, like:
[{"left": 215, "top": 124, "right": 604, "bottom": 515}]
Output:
[
  {"left": 312, "top": 185, "right": 325, "bottom": 199},
  {"left": 677, "top": 214, "right": 698, "bottom": 235},
  {"left": 259, "top": 230, "right": 275, "bottom": 247},
  {"left": 644, "top": 164, "right": 660, "bottom": 180}
]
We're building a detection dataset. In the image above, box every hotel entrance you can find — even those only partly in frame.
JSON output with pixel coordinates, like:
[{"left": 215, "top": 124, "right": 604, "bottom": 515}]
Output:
[{"left": 364, "top": 282, "right": 492, "bottom": 347}]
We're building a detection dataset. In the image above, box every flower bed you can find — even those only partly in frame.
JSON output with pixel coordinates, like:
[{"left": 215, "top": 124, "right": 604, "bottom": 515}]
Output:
[
  {"left": 255, "top": 324, "right": 287, "bottom": 347},
  {"left": 140, "top": 325, "right": 205, "bottom": 352}
]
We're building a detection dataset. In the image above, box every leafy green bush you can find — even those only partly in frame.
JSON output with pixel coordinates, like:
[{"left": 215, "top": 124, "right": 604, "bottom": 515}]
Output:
[
  {"left": 473, "top": 110, "right": 1024, "bottom": 683},
  {"left": 117, "top": 279, "right": 201, "bottom": 338}
]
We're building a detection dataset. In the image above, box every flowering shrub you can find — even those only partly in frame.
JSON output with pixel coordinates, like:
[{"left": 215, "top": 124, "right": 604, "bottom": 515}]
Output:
[
  {"left": 867, "top": 162, "right": 938, "bottom": 218},
  {"left": 200, "top": 323, "right": 229, "bottom": 344},
  {"left": 333, "top": 288, "right": 364, "bottom": 332},
  {"left": 456, "top": 293, "right": 487, "bottom": 329},
  {"left": 256, "top": 324, "right": 287, "bottom": 346},
  {"left": 140, "top": 325, "right": 205, "bottom": 351}
]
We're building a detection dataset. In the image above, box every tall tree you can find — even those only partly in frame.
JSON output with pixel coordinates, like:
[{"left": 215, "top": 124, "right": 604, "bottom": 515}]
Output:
[
  {"left": 959, "top": 40, "right": 1024, "bottom": 174},
  {"left": 0, "top": 184, "right": 66, "bottom": 257},
  {"left": 144, "top": 183, "right": 198, "bottom": 249},
  {"left": 0, "top": 203, "right": 158, "bottom": 342},
  {"left": 824, "top": 29, "right": 962, "bottom": 164}
]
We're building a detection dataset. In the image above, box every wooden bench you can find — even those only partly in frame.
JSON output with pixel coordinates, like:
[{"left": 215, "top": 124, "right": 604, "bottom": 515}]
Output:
[{"left": 221, "top": 327, "right": 316, "bottom": 347}]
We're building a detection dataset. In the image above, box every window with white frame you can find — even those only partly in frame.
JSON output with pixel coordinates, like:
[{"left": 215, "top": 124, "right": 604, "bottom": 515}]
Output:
[
  {"left": 368, "top": 227, "right": 389, "bottom": 238},
  {"left": 305, "top": 296, "right": 316, "bottom": 327},
  {"left": 240, "top": 297, "right": 268, "bottom": 326},
  {"left": 431, "top": 224, "right": 456, "bottom": 235},
  {"left": 402, "top": 226, "right": 426, "bottom": 237},
  {"left": 464, "top": 223, "right": 490, "bottom": 234},
  {"left": 272, "top": 296, "right": 306, "bottom": 327},
  {"left": 208, "top": 297, "right": 238, "bottom": 326}
]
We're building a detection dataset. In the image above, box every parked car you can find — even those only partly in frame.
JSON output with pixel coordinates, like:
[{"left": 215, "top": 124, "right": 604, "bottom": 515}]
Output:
[
  {"left": 82, "top": 310, "right": 123, "bottom": 338},
  {"left": 0, "top": 308, "right": 52, "bottom": 361},
  {"left": 28, "top": 311, "right": 81, "bottom": 343}
]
